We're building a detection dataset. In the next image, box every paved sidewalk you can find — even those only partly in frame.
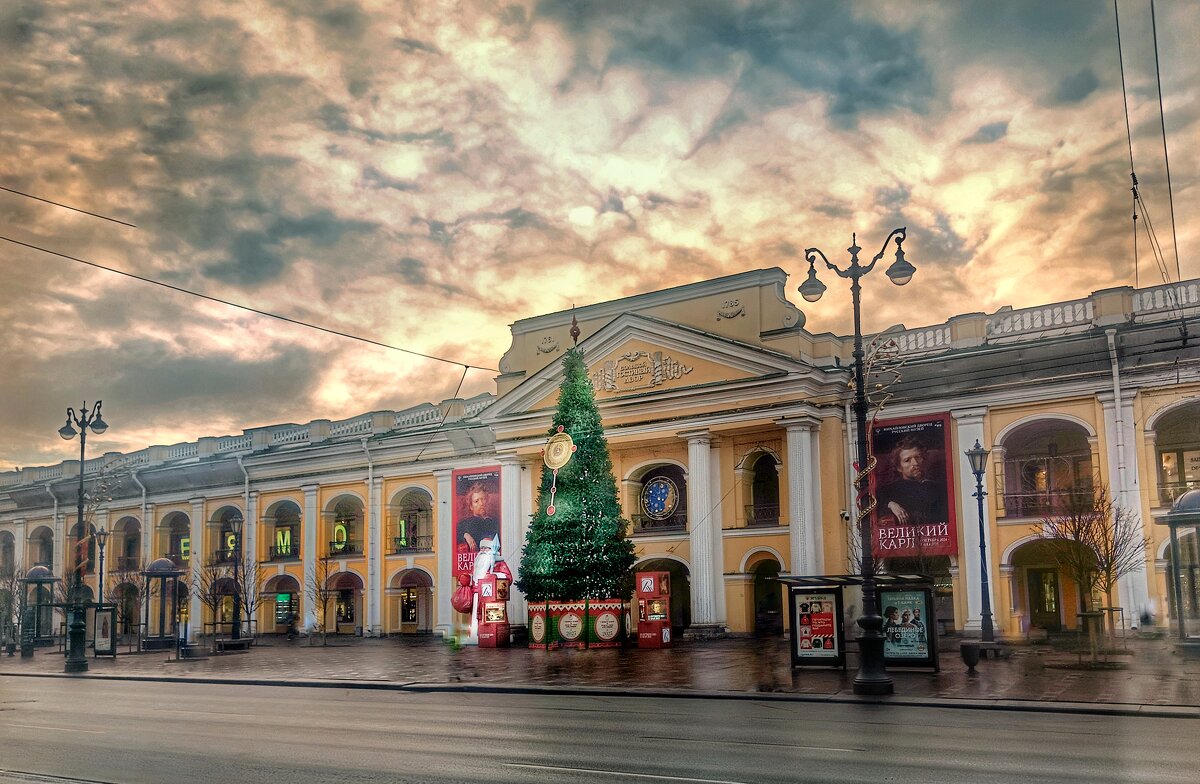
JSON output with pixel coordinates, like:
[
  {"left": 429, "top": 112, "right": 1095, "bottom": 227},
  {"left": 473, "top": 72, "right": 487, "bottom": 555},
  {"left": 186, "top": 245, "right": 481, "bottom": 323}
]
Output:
[{"left": 3, "top": 633, "right": 1199, "bottom": 715}]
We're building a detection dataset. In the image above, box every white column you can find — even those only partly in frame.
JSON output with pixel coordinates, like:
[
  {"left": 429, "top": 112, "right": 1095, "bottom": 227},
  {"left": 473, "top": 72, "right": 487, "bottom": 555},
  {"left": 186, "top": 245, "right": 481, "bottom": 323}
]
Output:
[
  {"left": 433, "top": 469, "right": 454, "bottom": 638},
  {"left": 1102, "top": 396, "right": 1150, "bottom": 624},
  {"left": 302, "top": 484, "right": 319, "bottom": 633},
  {"left": 188, "top": 497, "right": 205, "bottom": 643},
  {"left": 499, "top": 458, "right": 527, "bottom": 626},
  {"left": 244, "top": 492, "right": 258, "bottom": 576},
  {"left": 516, "top": 458, "right": 535, "bottom": 624},
  {"left": 809, "top": 420, "right": 825, "bottom": 574},
  {"left": 683, "top": 431, "right": 716, "bottom": 626},
  {"left": 782, "top": 417, "right": 821, "bottom": 575},
  {"left": 709, "top": 437, "right": 726, "bottom": 627},
  {"left": 53, "top": 508, "right": 65, "bottom": 576},
  {"left": 244, "top": 491, "right": 258, "bottom": 636},
  {"left": 952, "top": 408, "right": 990, "bottom": 634},
  {"left": 367, "top": 475, "right": 383, "bottom": 635},
  {"left": 142, "top": 503, "right": 155, "bottom": 565}
]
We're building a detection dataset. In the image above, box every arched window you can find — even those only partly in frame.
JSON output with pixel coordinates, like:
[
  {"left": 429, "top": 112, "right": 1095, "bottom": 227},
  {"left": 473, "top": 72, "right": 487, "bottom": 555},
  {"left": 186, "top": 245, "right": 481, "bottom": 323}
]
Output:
[
  {"left": 162, "top": 512, "right": 191, "bottom": 566},
  {"left": 1155, "top": 404, "right": 1200, "bottom": 506},
  {"left": 113, "top": 516, "right": 141, "bottom": 571},
  {"left": 748, "top": 454, "right": 780, "bottom": 526},
  {"left": 999, "top": 421, "right": 1093, "bottom": 518},
  {"left": 29, "top": 527, "right": 54, "bottom": 568},
  {"left": 267, "top": 501, "right": 301, "bottom": 561},
  {"left": 389, "top": 490, "right": 433, "bottom": 553},
  {"left": 326, "top": 497, "right": 363, "bottom": 556},
  {"left": 631, "top": 465, "right": 688, "bottom": 534},
  {"left": 0, "top": 531, "right": 15, "bottom": 576},
  {"left": 69, "top": 522, "right": 97, "bottom": 573}
]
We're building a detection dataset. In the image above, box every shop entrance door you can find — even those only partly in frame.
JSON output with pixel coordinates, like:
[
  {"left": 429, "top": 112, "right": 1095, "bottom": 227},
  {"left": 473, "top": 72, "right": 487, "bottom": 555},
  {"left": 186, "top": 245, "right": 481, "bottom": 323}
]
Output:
[{"left": 1027, "top": 568, "right": 1061, "bottom": 631}]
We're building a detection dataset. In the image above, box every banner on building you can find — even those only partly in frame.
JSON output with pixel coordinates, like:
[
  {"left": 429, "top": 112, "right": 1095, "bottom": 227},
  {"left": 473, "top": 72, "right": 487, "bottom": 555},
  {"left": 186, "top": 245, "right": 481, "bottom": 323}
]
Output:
[
  {"left": 869, "top": 413, "right": 957, "bottom": 558},
  {"left": 452, "top": 467, "right": 501, "bottom": 578}
]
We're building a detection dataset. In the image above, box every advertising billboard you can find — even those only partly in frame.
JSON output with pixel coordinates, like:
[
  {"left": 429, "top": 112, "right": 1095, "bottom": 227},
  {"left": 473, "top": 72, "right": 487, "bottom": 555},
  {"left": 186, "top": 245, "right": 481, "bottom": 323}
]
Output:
[
  {"left": 788, "top": 586, "right": 846, "bottom": 669},
  {"left": 452, "top": 467, "right": 501, "bottom": 579},
  {"left": 880, "top": 587, "right": 936, "bottom": 667},
  {"left": 870, "top": 413, "right": 957, "bottom": 558}
]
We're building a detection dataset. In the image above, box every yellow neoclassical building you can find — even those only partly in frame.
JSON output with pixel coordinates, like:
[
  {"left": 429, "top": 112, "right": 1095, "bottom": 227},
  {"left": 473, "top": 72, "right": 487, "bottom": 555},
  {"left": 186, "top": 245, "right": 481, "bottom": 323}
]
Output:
[{"left": 3, "top": 268, "right": 1199, "bottom": 643}]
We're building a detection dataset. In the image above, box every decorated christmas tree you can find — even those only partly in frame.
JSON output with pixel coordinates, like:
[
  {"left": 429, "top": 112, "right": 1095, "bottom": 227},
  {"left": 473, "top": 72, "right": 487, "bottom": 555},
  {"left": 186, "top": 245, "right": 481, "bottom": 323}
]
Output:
[{"left": 517, "top": 346, "right": 636, "bottom": 601}]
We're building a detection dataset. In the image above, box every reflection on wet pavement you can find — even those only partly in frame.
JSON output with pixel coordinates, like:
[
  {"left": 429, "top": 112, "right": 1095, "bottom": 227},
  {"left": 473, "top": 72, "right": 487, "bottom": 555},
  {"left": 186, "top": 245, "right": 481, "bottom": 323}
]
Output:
[{"left": 4, "top": 634, "right": 1199, "bottom": 706}]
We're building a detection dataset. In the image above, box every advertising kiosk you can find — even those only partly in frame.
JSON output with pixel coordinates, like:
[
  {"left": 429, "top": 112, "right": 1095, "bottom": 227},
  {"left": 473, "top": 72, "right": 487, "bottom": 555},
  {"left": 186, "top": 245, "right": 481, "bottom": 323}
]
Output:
[
  {"left": 636, "top": 571, "right": 671, "bottom": 648},
  {"left": 476, "top": 574, "right": 511, "bottom": 648}
]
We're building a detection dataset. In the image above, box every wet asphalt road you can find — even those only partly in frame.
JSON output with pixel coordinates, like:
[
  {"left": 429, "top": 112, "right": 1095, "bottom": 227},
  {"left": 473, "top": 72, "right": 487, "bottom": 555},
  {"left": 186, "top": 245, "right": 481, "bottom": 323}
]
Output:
[{"left": 0, "top": 676, "right": 1195, "bottom": 784}]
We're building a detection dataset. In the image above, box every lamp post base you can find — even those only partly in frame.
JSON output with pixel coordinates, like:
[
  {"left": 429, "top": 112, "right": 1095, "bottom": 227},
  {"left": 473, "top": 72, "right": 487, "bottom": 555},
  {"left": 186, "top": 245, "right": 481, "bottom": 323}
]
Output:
[
  {"left": 64, "top": 607, "right": 89, "bottom": 674},
  {"left": 853, "top": 633, "right": 894, "bottom": 695}
]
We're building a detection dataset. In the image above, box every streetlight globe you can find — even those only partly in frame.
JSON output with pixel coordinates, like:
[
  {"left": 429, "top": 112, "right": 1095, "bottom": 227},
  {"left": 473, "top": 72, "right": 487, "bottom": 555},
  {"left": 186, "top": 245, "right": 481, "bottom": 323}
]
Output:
[
  {"left": 58, "top": 421, "right": 77, "bottom": 440},
  {"left": 798, "top": 268, "right": 827, "bottom": 303},
  {"left": 885, "top": 253, "right": 916, "bottom": 286},
  {"left": 965, "top": 439, "right": 990, "bottom": 478},
  {"left": 90, "top": 415, "right": 108, "bottom": 435},
  {"left": 96, "top": 527, "right": 110, "bottom": 548}
]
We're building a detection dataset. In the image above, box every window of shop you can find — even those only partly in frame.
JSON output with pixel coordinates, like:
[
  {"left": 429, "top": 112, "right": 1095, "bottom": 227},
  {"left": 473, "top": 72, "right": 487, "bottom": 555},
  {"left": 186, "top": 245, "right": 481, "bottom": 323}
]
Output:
[
  {"left": 999, "top": 423, "right": 1094, "bottom": 518},
  {"left": 390, "top": 490, "right": 433, "bottom": 553},
  {"left": 274, "top": 592, "right": 296, "bottom": 625},
  {"left": 336, "top": 590, "right": 355, "bottom": 624},
  {"left": 748, "top": 454, "right": 780, "bottom": 526}
]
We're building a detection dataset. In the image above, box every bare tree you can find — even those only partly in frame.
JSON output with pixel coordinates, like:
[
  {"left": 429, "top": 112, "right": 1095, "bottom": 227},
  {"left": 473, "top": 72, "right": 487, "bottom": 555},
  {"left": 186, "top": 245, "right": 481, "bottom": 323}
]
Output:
[
  {"left": 109, "top": 564, "right": 147, "bottom": 639},
  {"left": 192, "top": 559, "right": 233, "bottom": 645},
  {"left": 304, "top": 556, "right": 336, "bottom": 645},
  {"left": 0, "top": 561, "right": 24, "bottom": 649},
  {"left": 238, "top": 555, "right": 270, "bottom": 638},
  {"left": 1040, "top": 485, "right": 1149, "bottom": 661}
]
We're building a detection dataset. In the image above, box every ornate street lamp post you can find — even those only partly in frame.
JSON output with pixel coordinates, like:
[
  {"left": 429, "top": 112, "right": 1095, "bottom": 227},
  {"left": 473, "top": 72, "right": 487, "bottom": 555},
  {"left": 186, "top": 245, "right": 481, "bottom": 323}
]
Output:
[
  {"left": 58, "top": 400, "right": 109, "bottom": 673},
  {"left": 799, "top": 228, "right": 913, "bottom": 696},
  {"left": 965, "top": 440, "right": 995, "bottom": 642},
  {"left": 96, "top": 526, "right": 110, "bottom": 604},
  {"left": 229, "top": 513, "right": 243, "bottom": 641}
]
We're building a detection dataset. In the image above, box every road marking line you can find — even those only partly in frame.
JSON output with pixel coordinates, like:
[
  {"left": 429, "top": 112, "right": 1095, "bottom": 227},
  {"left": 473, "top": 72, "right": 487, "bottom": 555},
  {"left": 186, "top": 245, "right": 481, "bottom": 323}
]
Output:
[
  {"left": 641, "top": 735, "right": 862, "bottom": 752},
  {"left": 1, "top": 724, "right": 104, "bottom": 734},
  {"left": 503, "top": 763, "right": 753, "bottom": 784}
]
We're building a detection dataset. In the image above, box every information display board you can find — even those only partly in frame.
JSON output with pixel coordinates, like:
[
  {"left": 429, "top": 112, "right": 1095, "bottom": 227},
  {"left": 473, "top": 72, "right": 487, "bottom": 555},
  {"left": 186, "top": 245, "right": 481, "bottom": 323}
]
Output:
[
  {"left": 880, "top": 586, "right": 939, "bottom": 670},
  {"left": 787, "top": 586, "right": 845, "bottom": 669}
]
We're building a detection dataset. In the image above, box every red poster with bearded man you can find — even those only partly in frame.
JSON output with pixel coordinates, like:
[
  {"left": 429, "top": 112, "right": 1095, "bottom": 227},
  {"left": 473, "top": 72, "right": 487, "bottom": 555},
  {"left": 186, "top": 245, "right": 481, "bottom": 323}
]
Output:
[{"left": 869, "top": 414, "right": 957, "bottom": 558}]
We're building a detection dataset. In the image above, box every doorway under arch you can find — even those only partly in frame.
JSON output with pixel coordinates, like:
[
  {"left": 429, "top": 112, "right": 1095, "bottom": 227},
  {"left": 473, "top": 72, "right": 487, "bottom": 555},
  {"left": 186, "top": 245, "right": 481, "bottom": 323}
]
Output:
[
  {"left": 750, "top": 557, "right": 783, "bottom": 636},
  {"left": 388, "top": 569, "right": 433, "bottom": 634},
  {"left": 636, "top": 558, "right": 691, "bottom": 634}
]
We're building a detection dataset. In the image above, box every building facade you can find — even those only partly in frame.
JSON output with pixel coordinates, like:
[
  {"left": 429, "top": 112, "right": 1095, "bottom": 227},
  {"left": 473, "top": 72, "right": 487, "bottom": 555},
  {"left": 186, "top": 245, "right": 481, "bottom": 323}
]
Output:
[{"left": 3, "top": 269, "right": 1199, "bottom": 641}]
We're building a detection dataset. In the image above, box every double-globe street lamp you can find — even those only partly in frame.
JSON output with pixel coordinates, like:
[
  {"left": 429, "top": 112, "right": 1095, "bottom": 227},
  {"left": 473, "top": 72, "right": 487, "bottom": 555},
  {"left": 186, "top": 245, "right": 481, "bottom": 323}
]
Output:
[
  {"left": 965, "top": 440, "right": 995, "bottom": 642},
  {"left": 58, "top": 400, "right": 108, "bottom": 673},
  {"left": 798, "top": 228, "right": 914, "bottom": 696}
]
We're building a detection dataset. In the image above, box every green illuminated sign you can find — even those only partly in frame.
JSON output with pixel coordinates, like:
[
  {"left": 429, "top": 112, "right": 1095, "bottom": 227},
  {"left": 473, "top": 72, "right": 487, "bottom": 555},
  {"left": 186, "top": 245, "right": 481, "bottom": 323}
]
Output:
[
  {"left": 276, "top": 528, "right": 291, "bottom": 551},
  {"left": 333, "top": 522, "right": 348, "bottom": 550},
  {"left": 180, "top": 537, "right": 190, "bottom": 560}
]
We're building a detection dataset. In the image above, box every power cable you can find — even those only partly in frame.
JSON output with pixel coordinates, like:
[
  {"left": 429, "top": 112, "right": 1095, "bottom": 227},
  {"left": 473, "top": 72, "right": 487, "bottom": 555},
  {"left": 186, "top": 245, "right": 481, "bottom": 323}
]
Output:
[
  {"left": 1113, "top": 0, "right": 1139, "bottom": 288},
  {"left": 0, "top": 185, "right": 138, "bottom": 229},
  {"left": 0, "top": 233, "right": 498, "bottom": 372},
  {"left": 1150, "top": 0, "right": 1182, "bottom": 283}
]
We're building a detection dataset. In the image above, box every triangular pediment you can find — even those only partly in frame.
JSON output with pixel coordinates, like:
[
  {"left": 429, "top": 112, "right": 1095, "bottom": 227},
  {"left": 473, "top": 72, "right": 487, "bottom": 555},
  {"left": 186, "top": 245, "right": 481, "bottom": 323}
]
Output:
[{"left": 484, "top": 313, "right": 816, "bottom": 420}]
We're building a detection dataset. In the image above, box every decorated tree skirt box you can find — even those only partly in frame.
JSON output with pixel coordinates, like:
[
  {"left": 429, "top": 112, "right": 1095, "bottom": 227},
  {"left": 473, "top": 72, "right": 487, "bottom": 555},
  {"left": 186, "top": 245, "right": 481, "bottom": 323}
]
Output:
[{"left": 527, "top": 600, "right": 626, "bottom": 649}]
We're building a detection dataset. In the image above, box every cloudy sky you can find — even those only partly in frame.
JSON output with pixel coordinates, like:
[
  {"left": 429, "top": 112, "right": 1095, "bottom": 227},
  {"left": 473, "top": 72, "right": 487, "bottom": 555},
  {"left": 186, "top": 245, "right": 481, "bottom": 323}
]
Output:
[{"left": 1, "top": 0, "right": 1196, "bottom": 471}]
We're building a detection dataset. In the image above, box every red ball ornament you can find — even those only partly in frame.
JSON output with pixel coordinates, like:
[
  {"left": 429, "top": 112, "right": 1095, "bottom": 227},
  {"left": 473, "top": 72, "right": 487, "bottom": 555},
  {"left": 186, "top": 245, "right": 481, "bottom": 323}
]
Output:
[{"left": 547, "top": 504, "right": 556, "bottom": 516}]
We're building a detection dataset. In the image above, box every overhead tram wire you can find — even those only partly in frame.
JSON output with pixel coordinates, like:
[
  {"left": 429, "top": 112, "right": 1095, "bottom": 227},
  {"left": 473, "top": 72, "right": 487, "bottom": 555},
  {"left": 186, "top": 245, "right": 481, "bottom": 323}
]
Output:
[
  {"left": 1150, "top": 0, "right": 1182, "bottom": 284},
  {"left": 0, "top": 185, "right": 137, "bottom": 229},
  {"left": 0, "top": 233, "right": 498, "bottom": 373},
  {"left": 1114, "top": 0, "right": 1140, "bottom": 288}
]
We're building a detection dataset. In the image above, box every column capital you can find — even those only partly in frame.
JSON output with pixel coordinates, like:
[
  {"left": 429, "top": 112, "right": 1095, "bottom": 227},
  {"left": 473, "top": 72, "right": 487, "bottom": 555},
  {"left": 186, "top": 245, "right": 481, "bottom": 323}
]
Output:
[
  {"left": 431, "top": 468, "right": 454, "bottom": 480},
  {"left": 679, "top": 428, "right": 711, "bottom": 445},
  {"left": 776, "top": 415, "right": 822, "bottom": 432},
  {"left": 300, "top": 483, "right": 319, "bottom": 496},
  {"left": 951, "top": 407, "right": 987, "bottom": 425}
]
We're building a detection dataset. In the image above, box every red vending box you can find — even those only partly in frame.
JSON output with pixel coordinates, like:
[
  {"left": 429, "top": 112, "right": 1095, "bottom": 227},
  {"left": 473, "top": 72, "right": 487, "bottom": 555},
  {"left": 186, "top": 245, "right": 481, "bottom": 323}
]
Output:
[
  {"left": 476, "top": 575, "right": 510, "bottom": 648},
  {"left": 635, "top": 571, "right": 671, "bottom": 649}
]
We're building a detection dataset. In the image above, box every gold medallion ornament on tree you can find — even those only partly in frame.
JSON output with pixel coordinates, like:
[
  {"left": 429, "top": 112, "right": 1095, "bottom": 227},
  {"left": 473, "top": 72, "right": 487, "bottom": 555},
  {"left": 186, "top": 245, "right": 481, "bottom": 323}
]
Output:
[{"left": 541, "top": 425, "right": 577, "bottom": 516}]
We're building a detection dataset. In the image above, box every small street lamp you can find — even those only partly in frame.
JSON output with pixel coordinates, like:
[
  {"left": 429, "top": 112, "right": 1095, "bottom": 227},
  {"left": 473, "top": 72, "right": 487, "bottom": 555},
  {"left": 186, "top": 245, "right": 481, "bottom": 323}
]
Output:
[
  {"left": 96, "top": 526, "right": 110, "bottom": 605},
  {"left": 58, "top": 400, "right": 108, "bottom": 673},
  {"left": 965, "top": 440, "right": 995, "bottom": 642},
  {"left": 228, "top": 512, "right": 243, "bottom": 641},
  {"left": 799, "top": 228, "right": 913, "bottom": 696}
]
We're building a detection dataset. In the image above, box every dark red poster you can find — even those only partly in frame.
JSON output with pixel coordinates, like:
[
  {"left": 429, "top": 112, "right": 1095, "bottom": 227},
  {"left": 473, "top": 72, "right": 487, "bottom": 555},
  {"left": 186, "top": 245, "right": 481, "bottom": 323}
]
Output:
[
  {"left": 452, "top": 467, "right": 501, "bottom": 578},
  {"left": 869, "top": 413, "right": 957, "bottom": 558}
]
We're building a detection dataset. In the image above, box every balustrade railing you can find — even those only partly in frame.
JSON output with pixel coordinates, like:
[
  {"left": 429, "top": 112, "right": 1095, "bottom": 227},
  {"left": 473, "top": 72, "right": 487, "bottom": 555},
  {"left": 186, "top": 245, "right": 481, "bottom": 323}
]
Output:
[
  {"left": 390, "top": 535, "right": 434, "bottom": 554},
  {"left": 268, "top": 544, "right": 300, "bottom": 561},
  {"left": 744, "top": 504, "right": 781, "bottom": 527},
  {"left": 632, "top": 514, "right": 687, "bottom": 534}
]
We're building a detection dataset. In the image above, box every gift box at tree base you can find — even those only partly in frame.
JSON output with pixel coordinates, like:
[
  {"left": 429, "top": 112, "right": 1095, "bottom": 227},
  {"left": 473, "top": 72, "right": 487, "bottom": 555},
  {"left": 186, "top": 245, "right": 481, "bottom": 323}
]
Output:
[{"left": 527, "top": 599, "right": 625, "bottom": 650}]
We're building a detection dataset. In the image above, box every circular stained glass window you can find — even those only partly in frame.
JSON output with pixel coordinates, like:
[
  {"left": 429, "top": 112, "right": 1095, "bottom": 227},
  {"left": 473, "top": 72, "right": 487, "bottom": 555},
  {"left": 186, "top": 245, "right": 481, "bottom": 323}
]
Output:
[{"left": 640, "top": 476, "right": 679, "bottom": 521}]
